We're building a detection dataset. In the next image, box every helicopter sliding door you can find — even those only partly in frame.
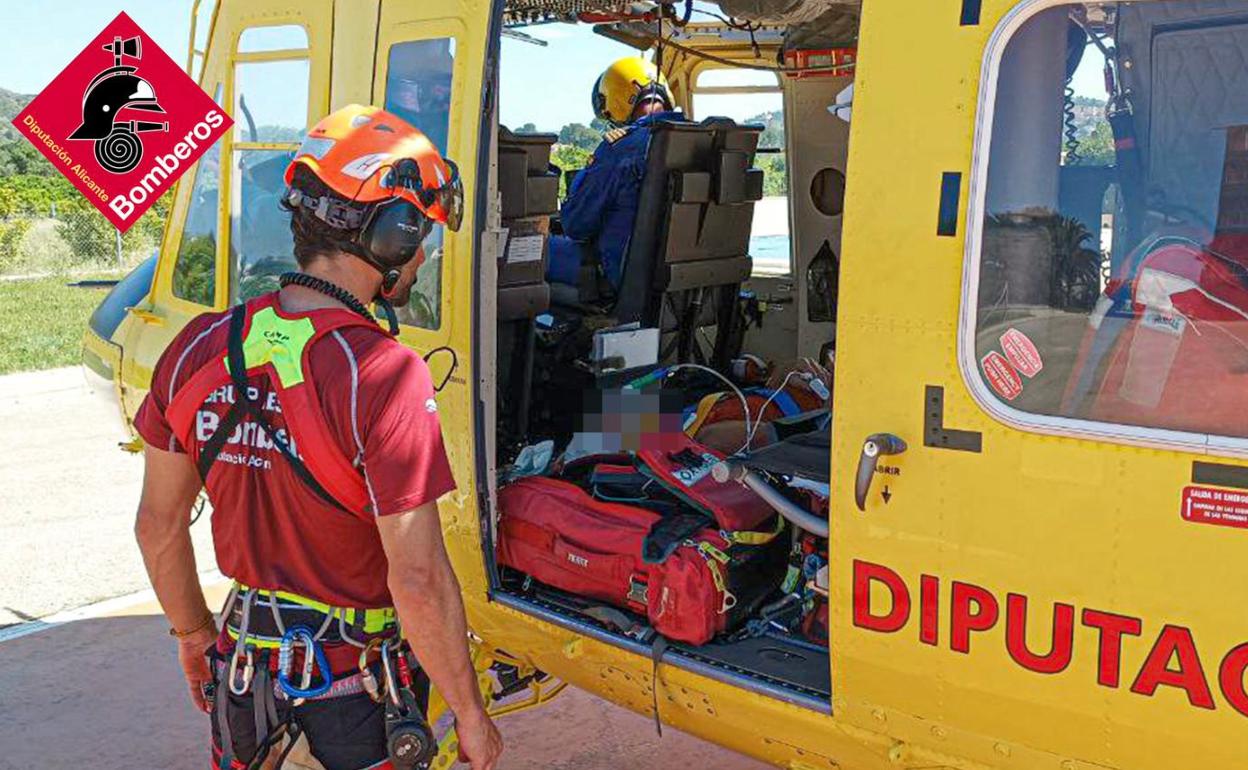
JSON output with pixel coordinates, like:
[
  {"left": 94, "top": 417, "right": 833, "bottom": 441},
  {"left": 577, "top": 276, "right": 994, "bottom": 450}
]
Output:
[{"left": 830, "top": 1, "right": 1248, "bottom": 768}]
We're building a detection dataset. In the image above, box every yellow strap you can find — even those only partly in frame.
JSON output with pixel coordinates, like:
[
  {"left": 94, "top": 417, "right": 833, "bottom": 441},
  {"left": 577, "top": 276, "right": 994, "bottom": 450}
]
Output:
[
  {"left": 233, "top": 582, "right": 396, "bottom": 632},
  {"left": 723, "top": 517, "right": 786, "bottom": 546},
  {"left": 683, "top": 392, "right": 725, "bottom": 437},
  {"left": 697, "top": 541, "right": 730, "bottom": 564},
  {"left": 699, "top": 555, "right": 737, "bottom": 614}
]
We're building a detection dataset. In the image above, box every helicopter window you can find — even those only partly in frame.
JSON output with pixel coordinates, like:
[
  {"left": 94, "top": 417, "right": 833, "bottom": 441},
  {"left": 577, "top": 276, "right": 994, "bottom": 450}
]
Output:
[
  {"left": 173, "top": 85, "right": 223, "bottom": 307},
  {"left": 232, "top": 59, "right": 310, "bottom": 144},
  {"left": 237, "top": 25, "right": 309, "bottom": 54},
  {"left": 383, "top": 38, "right": 457, "bottom": 330},
  {"left": 692, "top": 68, "right": 789, "bottom": 277},
  {"left": 967, "top": 0, "right": 1248, "bottom": 445},
  {"left": 231, "top": 51, "right": 309, "bottom": 300}
]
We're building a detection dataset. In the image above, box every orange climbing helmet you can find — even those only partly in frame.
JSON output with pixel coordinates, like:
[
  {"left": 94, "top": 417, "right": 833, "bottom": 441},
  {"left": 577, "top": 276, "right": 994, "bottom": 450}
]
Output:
[{"left": 283, "top": 104, "right": 463, "bottom": 271}]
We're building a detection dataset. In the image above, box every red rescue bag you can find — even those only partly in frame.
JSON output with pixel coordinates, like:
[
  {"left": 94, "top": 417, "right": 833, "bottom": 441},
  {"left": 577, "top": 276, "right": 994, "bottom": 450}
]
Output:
[
  {"left": 496, "top": 476, "right": 786, "bottom": 645},
  {"left": 635, "top": 432, "right": 775, "bottom": 532}
]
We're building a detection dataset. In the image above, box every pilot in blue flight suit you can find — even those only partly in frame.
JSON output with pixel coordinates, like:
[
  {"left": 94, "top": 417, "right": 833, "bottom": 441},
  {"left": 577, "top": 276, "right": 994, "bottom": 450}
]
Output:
[{"left": 548, "top": 57, "right": 682, "bottom": 289}]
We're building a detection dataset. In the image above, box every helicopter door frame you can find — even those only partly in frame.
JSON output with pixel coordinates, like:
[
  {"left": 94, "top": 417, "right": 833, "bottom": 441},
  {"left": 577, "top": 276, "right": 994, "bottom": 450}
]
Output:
[{"left": 369, "top": 0, "right": 497, "bottom": 603}]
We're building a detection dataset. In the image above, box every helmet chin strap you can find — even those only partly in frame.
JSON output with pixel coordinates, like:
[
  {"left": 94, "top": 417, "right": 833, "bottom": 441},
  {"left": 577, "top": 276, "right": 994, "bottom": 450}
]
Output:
[
  {"left": 374, "top": 296, "right": 400, "bottom": 336},
  {"left": 373, "top": 268, "right": 403, "bottom": 336},
  {"left": 335, "top": 250, "right": 404, "bottom": 335}
]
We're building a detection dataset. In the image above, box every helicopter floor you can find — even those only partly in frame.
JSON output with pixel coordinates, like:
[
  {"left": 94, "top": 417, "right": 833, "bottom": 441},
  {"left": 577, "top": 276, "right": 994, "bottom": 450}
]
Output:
[{"left": 509, "top": 579, "right": 832, "bottom": 704}]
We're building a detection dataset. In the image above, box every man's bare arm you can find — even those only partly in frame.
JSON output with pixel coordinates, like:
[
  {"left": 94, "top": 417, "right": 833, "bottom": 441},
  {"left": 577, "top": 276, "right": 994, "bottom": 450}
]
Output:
[
  {"left": 377, "top": 504, "right": 487, "bottom": 721},
  {"left": 135, "top": 445, "right": 211, "bottom": 630},
  {"left": 135, "top": 444, "right": 217, "bottom": 711}
]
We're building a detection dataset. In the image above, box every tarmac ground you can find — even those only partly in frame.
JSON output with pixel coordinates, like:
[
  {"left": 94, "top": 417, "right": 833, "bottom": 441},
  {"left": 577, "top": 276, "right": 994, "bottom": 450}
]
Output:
[{"left": 0, "top": 367, "right": 769, "bottom": 769}]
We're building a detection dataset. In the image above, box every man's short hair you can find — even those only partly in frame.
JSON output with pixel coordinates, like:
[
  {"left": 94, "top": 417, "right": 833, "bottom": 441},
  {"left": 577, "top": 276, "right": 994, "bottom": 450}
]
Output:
[{"left": 283, "top": 165, "right": 367, "bottom": 269}]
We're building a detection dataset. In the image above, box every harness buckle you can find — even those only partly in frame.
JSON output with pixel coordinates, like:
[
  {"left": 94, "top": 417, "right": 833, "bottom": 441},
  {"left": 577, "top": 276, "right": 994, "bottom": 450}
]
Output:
[{"left": 627, "top": 576, "right": 649, "bottom": 606}]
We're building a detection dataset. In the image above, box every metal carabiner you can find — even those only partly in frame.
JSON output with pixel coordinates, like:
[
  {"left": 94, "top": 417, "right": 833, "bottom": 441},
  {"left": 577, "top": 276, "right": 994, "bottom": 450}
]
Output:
[
  {"left": 380, "top": 639, "right": 402, "bottom": 708},
  {"left": 277, "top": 625, "right": 333, "bottom": 701},
  {"left": 228, "top": 646, "right": 255, "bottom": 696},
  {"left": 359, "top": 637, "right": 387, "bottom": 703}
]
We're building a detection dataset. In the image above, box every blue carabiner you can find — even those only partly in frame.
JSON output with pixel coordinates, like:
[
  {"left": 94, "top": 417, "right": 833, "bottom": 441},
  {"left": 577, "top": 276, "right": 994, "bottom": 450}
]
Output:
[{"left": 277, "top": 625, "right": 333, "bottom": 699}]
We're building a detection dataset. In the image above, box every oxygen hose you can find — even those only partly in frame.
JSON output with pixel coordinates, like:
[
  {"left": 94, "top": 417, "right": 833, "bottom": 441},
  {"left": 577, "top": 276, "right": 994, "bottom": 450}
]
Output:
[{"left": 712, "top": 460, "right": 829, "bottom": 538}]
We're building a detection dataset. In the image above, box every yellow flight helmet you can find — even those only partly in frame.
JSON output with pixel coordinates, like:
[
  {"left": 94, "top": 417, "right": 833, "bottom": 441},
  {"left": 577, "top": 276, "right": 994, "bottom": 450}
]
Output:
[{"left": 592, "top": 57, "right": 672, "bottom": 125}]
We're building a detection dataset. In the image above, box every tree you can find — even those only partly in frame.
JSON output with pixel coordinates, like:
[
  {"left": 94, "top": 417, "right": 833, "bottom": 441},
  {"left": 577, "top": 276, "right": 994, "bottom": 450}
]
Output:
[
  {"left": 755, "top": 153, "right": 788, "bottom": 197},
  {"left": 558, "top": 123, "right": 601, "bottom": 152},
  {"left": 0, "top": 141, "right": 54, "bottom": 177},
  {"left": 515, "top": 122, "right": 538, "bottom": 134},
  {"left": 551, "top": 144, "right": 591, "bottom": 196},
  {"left": 746, "top": 110, "right": 784, "bottom": 150},
  {"left": 1068, "top": 121, "right": 1115, "bottom": 167}
]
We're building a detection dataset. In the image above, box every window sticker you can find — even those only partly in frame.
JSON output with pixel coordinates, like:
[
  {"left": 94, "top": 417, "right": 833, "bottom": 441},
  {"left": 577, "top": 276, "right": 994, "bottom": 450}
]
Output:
[
  {"left": 981, "top": 351, "right": 1022, "bottom": 402},
  {"left": 1000, "top": 328, "right": 1043, "bottom": 378},
  {"left": 1182, "top": 486, "right": 1248, "bottom": 530}
]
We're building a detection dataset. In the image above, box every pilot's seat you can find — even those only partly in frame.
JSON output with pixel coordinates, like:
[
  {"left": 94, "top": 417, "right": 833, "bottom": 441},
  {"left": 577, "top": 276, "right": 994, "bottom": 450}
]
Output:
[{"left": 566, "top": 117, "right": 765, "bottom": 369}]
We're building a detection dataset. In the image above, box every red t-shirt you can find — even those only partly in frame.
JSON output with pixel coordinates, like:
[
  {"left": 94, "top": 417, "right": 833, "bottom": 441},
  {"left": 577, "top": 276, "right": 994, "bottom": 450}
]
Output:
[{"left": 135, "top": 299, "right": 456, "bottom": 609}]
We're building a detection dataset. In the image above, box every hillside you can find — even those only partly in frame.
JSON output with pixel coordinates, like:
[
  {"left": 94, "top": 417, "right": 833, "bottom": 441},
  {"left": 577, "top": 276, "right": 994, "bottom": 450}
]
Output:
[
  {"left": 0, "top": 87, "right": 55, "bottom": 177},
  {"left": 0, "top": 87, "right": 34, "bottom": 141}
]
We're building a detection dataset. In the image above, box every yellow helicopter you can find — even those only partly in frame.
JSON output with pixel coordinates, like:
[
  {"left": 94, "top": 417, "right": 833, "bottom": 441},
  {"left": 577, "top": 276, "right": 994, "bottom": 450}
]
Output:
[{"left": 82, "top": 0, "right": 1248, "bottom": 767}]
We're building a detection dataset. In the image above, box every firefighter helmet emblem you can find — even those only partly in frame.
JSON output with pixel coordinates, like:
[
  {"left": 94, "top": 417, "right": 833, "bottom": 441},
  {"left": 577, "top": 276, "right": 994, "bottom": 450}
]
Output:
[{"left": 68, "top": 35, "right": 168, "bottom": 174}]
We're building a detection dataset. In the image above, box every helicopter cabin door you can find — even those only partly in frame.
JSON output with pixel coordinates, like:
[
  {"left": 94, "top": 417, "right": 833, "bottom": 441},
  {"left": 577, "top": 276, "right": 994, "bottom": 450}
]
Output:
[{"left": 829, "top": 0, "right": 1248, "bottom": 768}]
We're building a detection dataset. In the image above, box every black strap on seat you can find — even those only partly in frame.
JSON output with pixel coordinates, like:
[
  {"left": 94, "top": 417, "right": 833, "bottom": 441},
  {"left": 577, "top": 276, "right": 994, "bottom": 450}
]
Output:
[{"left": 196, "top": 304, "right": 354, "bottom": 515}]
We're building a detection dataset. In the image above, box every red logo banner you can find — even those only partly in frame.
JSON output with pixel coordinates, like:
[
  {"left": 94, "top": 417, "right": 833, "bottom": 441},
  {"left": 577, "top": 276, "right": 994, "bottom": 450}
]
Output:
[{"left": 11, "top": 12, "right": 232, "bottom": 231}]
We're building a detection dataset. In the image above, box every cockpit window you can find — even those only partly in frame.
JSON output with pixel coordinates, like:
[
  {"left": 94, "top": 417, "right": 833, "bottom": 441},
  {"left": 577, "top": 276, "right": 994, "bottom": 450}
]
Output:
[
  {"left": 968, "top": 0, "right": 1248, "bottom": 444},
  {"left": 173, "top": 82, "right": 223, "bottom": 306}
]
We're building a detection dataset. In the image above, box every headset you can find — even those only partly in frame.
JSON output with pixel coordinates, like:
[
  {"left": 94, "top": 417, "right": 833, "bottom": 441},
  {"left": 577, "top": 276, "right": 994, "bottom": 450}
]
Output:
[{"left": 284, "top": 156, "right": 460, "bottom": 293}]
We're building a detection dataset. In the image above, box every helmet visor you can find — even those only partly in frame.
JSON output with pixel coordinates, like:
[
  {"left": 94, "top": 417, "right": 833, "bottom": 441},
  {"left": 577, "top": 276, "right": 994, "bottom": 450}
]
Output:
[
  {"left": 428, "top": 159, "right": 463, "bottom": 232},
  {"left": 384, "top": 156, "right": 463, "bottom": 232}
]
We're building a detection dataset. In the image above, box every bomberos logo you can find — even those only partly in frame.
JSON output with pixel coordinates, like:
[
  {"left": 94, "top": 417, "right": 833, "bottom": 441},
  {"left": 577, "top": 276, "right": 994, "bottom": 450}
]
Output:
[{"left": 11, "top": 11, "right": 232, "bottom": 232}]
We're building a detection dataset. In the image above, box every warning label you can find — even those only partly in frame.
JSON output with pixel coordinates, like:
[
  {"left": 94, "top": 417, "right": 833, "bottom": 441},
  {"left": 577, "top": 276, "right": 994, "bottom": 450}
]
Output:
[
  {"left": 981, "top": 350, "right": 1022, "bottom": 401},
  {"left": 1181, "top": 485, "right": 1248, "bottom": 530},
  {"left": 1001, "top": 328, "right": 1044, "bottom": 378}
]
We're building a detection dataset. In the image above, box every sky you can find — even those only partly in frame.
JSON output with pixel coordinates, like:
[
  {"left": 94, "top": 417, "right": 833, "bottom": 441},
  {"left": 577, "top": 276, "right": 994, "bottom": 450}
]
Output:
[
  {"left": 0, "top": 1, "right": 1115, "bottom": 133},
  {"left": 0, "top": 2, "right": 192, "bottom": 95},
  {"left": 499, "top": 21, "right": 784, "bottom": 132},
  {"left": 0, "top": 0, "right": 780, "bottom": 134}
]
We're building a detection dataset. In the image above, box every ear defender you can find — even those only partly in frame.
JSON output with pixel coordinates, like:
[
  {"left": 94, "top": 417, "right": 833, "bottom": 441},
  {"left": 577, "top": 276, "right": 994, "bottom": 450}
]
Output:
[{"left": 358, "top": 197, "right": 432, "bottom": 270}]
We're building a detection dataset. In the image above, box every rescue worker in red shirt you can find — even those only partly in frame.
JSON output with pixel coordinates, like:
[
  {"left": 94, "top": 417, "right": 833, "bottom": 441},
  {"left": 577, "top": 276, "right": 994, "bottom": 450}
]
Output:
[{"left": 133, "top": 105, "right": 502, "bottom": 770}]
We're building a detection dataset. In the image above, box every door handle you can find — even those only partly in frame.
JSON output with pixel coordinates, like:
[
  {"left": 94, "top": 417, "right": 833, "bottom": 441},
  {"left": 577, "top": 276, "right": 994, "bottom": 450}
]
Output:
[
  {"left": 854, "top": 433, "right": 907, "bottom": 511},
  {"left": 128, "top": 307, "right": 164, "bottom": 326}
]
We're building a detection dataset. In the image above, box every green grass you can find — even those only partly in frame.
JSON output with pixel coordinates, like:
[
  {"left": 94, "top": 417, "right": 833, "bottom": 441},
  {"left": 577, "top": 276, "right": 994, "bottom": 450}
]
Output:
[{"left": 0, "top": 276, "right": 110, "bottom": 375}]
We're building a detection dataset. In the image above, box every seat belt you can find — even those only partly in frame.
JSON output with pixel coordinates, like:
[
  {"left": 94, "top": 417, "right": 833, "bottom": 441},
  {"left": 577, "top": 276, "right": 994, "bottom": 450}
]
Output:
[{"left": 196, "top": 304, "right": 353, "bottom": 515}]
